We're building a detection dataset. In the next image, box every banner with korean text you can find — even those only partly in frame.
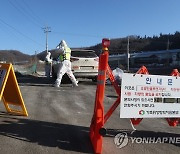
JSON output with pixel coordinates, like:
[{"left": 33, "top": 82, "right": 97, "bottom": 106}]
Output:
[{"left": 120, "top": 73, "right": 180, "bottom": 118}]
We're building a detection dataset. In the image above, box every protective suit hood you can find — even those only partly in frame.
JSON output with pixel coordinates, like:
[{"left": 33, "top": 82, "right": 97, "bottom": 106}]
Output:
[
  {"left": 60, "top": 40, "right": 67, "bottom": 47},
  {"left": 56, "top": 40, "right": 68, "bottom": 49}
]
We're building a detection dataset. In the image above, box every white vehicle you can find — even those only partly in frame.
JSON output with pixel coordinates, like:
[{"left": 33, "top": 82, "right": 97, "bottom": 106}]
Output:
[{"left": 52, "top": 50, "right": 99, "bottom": 82}]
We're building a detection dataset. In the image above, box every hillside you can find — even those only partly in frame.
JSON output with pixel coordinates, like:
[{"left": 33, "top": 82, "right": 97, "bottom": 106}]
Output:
[
  {"left": 87, "top": 31, "right": 180, "bottom": 55},
  {"left": 1, "top": 31, "right": 180, "bottom": 62},
  {"left": 37, "top": 31, "right": 180, "bottom": 59},
  {"left": 0, "top": 50, "right": 32, "bottom": 63}
]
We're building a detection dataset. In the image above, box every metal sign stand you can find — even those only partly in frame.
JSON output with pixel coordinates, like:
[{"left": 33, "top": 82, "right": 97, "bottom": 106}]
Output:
[
  {"left": 89, "top": 39, "right": 120, "bottom": 153},
  {"left": 89, "top": 39, "right": 179, "bottom": 154},
  {"left": 0, "top": 63, "right": 28, "bottom": 116}
]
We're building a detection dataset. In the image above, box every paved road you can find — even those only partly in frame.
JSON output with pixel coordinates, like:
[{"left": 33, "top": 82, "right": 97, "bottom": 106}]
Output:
[{"left": 0, "top": 75, "right": 180, "bottom": 154}]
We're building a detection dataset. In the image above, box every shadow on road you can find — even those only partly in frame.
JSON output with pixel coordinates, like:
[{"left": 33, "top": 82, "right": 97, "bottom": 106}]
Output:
[
  {"left": 105, "top": 128, "right": 180, "bottom": 147},
  {"left": 15, "top": 72, "right": 97, "bottom": 86},
  {"left": 15, "top": 72, "right": 53, "bottom": 85},
  {"left": 0, "top": 112, "right": 93, "bottom": 153}
]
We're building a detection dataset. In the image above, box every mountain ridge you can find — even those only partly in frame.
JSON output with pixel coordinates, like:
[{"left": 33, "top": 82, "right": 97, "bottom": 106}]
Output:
[{"left": 1, "top": 31, "right": 180, "bottom": 62}]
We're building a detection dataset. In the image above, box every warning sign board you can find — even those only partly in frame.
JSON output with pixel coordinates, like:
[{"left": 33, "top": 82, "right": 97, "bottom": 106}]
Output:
[
  {"left": 0, "top": 63, "right": 28, "bottom": 116},
  {"left": 120, "top": 73, "right": 180, "bottom": 118}
]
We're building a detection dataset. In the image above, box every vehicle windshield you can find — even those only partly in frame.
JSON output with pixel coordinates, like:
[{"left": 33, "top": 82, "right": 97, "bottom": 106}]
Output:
[{"left": 71, "top": 51, "right": 97, "bottom": 58}]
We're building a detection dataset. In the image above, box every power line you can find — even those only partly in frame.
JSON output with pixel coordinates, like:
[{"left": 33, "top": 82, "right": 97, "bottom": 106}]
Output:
[
  {"left": 51, "top": 31, "right": 105, "bottom": 38},
  {"left": 42, "top": 26, "right": 51, "bottom": 53},
  {"left": 0, "top": 22, "right": 35, "bottom": 51},
  {"left": 0, "top": 17, "right": 44, "bottom": 47},
  {"left": 7, "top": 0, "right": 42, "bottom": 28},
  {"left": 21, "top": 0, "right": 45, "bottom": 26}
]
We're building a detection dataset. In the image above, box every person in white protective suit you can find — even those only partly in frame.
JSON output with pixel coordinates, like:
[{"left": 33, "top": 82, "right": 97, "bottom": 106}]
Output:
[
  {"left": 53, "top": 40, "right": 78, "bottom": 87},
  {"left": 45, "top": 51, "right": 52, "bottom": 78}
]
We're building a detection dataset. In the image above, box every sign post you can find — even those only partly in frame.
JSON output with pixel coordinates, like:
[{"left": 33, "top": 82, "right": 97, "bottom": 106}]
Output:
[
  {"left": 89, "top": 39, "right": 121, "bottom": 154},
  {"left": 0, "top": 63, "right": 28, "bottom": 116}
]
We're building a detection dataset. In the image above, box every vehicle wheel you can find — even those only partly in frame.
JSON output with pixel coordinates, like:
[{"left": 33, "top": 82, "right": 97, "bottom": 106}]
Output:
[{"left": 92, "top": 76, "right": 97, "bottom": 82}]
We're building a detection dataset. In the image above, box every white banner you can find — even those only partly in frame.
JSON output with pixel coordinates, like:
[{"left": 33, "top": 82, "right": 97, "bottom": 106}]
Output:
[{"left": 120, "top": 73, "right": 180, "bottom": 118}]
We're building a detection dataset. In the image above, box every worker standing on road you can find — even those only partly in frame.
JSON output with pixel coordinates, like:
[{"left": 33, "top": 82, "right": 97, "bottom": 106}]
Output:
[
  {"left": 53, "top": 40, "right": 78, "bottom": 87},
  {"left": 45, "top": 51, "right": 52, "bottom": 78}
]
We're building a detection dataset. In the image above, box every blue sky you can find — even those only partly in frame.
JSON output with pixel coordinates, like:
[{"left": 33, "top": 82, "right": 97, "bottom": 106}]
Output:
[{"left": 0, "top": 0, "right": 180, "bottom": 55}]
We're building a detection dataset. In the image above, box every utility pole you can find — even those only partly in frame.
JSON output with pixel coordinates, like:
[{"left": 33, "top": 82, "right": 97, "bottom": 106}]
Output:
[
  {"left": 167, "top": 34, "right": 170, "bottom": 50},
  {"left": 127, "top": 36, "right": 130, "bottom": 72},
  {"left": 42, "top": 26, "right": 51, "bottom": 53},
  {"left": 166, "top": 34, "right": 171, "bottom": 66}
]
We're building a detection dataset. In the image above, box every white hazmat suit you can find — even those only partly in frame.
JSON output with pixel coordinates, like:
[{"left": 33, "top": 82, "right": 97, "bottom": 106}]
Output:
[
  {"left": 54, "top": 40, "right": 78, "bottom": 87},
  {"left": 45, "top": 51, "right": 52, "bottom": 78}
]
